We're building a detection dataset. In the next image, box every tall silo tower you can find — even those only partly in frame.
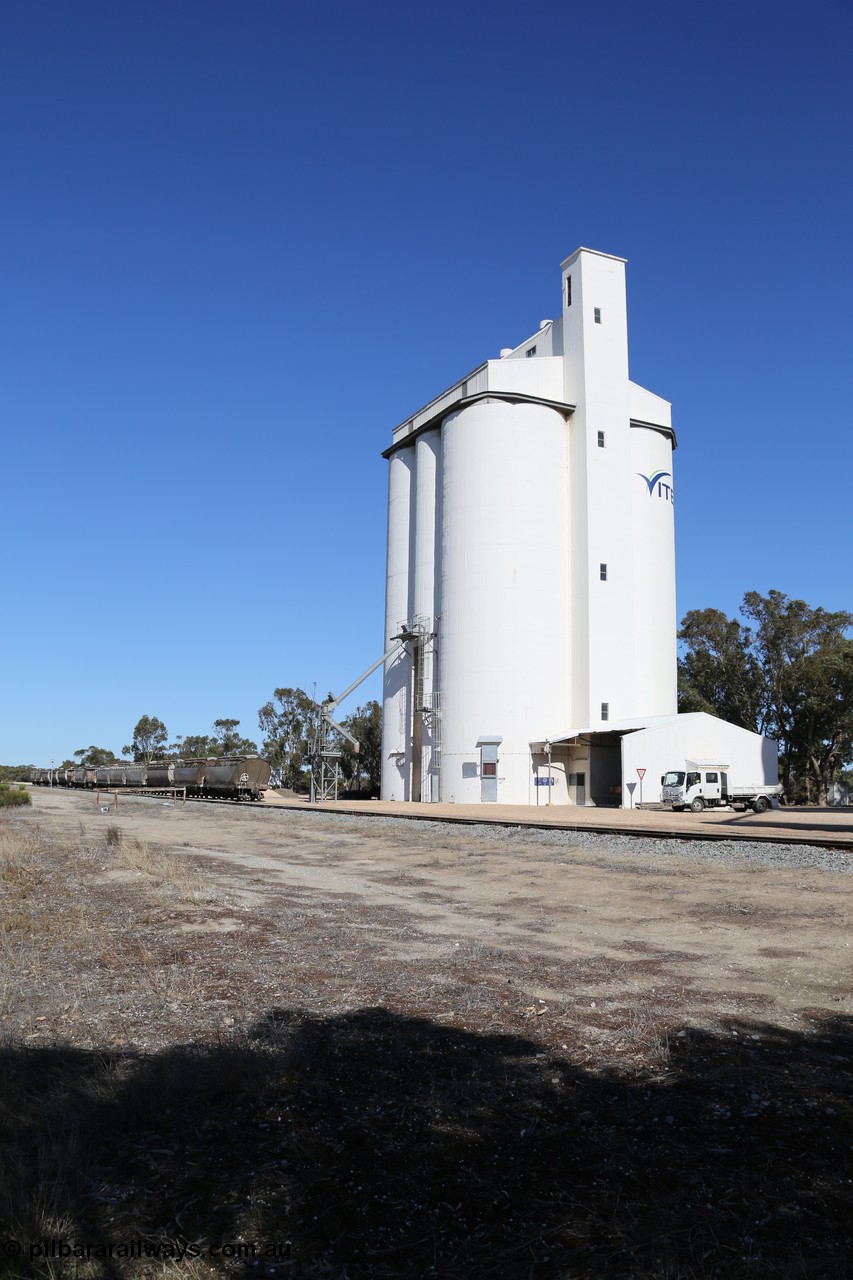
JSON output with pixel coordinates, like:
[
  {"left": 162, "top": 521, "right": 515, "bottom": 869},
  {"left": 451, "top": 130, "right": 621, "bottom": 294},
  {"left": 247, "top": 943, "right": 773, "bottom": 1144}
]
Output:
[{"left": 381, "top": 248, "right": 676, "bottom": 806}]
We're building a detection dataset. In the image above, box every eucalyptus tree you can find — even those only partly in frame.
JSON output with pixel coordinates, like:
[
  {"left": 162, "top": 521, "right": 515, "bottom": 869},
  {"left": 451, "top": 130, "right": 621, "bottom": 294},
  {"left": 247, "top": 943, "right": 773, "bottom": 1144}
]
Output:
[
  {"left": 678, "top": 591, "right": 853, "bottom": 802},
  {"left": 123, "top": 715, "right": 168, "bottom": 763},
  {"left": 258, "top": 687, "right": 319, "bottom": 790}
]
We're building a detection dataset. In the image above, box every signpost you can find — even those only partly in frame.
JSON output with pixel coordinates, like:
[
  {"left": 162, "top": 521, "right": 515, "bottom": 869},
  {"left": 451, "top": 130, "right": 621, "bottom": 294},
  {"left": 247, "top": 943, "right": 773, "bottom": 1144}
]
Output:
[
  {"left": 626, "top": 780, "right": 637, "bottom": 809},
  {"left": 636, "top": 767, "right": 646, "bottom": 806},
  {"left": 531, "top": 740, "right": 554, "bottom": 804}
]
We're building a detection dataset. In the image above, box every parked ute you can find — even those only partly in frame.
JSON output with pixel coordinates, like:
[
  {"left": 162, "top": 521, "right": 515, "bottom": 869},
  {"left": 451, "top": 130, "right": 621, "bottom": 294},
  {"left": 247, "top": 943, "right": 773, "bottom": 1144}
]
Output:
[{"left": 661, "top": 767, "right": 783, "bottom": 814}]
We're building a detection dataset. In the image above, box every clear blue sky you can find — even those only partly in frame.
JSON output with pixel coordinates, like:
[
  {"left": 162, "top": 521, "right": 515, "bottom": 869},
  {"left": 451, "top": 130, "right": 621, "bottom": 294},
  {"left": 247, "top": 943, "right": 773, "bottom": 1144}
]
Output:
[{"left": 2, "top": 0, "right": 851, "bottom": 765}]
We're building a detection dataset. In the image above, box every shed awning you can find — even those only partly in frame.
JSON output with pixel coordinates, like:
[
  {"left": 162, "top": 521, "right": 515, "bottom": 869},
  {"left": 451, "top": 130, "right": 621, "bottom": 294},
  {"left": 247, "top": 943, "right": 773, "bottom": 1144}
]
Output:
[{"left": 534, "top": 714, "right": 683, "bottom": 746}]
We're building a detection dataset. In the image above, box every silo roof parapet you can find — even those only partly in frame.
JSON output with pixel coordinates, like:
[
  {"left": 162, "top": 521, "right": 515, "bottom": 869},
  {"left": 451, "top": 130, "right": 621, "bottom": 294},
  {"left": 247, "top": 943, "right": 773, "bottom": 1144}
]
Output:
[
  {"left": 560, "top": 246, "right": 628, "bottom": 270},
  {"left": 384, "top": 388, "right": 576, "bottom": 459}
]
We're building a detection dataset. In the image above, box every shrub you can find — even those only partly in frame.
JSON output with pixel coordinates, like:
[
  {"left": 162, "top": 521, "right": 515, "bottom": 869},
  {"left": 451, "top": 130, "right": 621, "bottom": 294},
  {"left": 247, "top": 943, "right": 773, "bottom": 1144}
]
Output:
[
  {"left": 0, "top": 764, "right": 34, "bottom": 783},
  {"left": 0, "top": 783, "right": 31, "bottom": 809}
]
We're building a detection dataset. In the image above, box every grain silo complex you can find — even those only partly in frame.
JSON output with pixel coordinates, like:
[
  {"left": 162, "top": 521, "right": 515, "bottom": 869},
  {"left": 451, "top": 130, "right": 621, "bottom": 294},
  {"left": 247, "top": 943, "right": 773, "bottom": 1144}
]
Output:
[{"left": 381, "top": 248, "right": 773, "bottom": 806}]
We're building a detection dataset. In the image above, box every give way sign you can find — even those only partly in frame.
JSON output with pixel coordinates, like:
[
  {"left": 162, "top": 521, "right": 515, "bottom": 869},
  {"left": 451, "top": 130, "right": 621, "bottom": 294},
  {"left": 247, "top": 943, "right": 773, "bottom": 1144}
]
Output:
[{"left": 636, "top": 768, "right": 646, "bottom": 780}]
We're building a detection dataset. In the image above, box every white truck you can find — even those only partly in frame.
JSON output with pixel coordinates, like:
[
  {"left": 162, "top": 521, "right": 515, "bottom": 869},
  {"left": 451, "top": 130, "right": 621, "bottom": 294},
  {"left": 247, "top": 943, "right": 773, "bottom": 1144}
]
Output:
[{"left": 660, "top": 765, "right": 783, "bottom": 814}]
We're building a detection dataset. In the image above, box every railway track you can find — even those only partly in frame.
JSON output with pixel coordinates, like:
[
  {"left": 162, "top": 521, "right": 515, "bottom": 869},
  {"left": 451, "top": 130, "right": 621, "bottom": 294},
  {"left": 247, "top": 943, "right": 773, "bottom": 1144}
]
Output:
[
  {"left": 266, "top": 797, "right": 853, "bottom": 854},
  {"left": 74, "top": 782, "right": 853, "bottom": 853}
]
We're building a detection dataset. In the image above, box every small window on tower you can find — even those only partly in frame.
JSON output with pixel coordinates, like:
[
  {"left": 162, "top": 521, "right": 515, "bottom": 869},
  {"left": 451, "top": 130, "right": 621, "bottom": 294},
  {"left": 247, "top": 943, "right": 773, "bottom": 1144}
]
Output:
[
  {"left": 600, "top": 563, "right": 607, "bottom": 581},
  {"left": 594, "top": 307, "right": 601, "bottom": 324},
  {"left": 597, "top": 431, "right": 605, "bottom": 448},
  {"left": 601, "top": 702, "right": 609, "bottom": 721},
  {"left": 565, "top": 277, "right": 572, "bottom": 307},
  {"left": 526, "top": 345, "right": 537, "bottom": 357}
]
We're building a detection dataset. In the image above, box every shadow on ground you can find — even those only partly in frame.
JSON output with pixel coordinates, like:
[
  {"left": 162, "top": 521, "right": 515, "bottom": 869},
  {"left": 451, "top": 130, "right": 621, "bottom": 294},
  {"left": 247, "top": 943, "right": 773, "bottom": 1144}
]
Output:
[
  {"left": 716, "top": 813, "right": 853, "bottom": 838},
  {"left": 1, "top": 1009, "right": 851, "bottom": 1279}
]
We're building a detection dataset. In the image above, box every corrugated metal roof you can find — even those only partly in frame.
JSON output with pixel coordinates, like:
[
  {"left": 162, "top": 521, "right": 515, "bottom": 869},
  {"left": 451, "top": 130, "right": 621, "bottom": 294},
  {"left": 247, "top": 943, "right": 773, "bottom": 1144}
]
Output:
[{"left": 541, "top": 714, "right": 686, "bottom": 744}]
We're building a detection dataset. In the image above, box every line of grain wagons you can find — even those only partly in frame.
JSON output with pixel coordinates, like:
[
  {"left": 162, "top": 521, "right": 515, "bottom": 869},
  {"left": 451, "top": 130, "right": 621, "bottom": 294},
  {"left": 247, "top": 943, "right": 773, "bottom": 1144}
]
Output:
[{"left": 31, "top": 756, "right": 271, "bottom": 801}]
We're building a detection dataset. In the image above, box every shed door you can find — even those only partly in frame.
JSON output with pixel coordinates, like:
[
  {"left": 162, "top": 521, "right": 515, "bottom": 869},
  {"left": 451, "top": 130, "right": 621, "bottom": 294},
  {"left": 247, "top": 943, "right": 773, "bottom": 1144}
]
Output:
[{"left": 480, "top": 752, "right": 498, "bottom": 803}]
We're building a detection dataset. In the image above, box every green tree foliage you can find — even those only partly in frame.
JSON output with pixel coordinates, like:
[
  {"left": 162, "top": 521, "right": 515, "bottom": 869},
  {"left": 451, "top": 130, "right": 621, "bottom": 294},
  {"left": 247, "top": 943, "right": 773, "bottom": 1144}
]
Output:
[
  {"left": 123, "top": 715, "right": 169, "bottom": 763},
  {"left": 170, "top": 721, "right": 260, "bottom": 760},
  {"left": 741, "top": 591, "right": 853, "bottom": 803},
  {"left": 211, "top": 719, "right": 259, "bottom": 756},
  {"left": 169, "top": 734, "right": 215, "bottom": 759},
  {"left": 73, "top": 746, "right": 119, "bottom": 768},
  {"left": 258, "top": 688, "right": 319, "bottom": 791},
  {"left": 678, "top": 591, "right": 853, "bottom": 803},
  {"left": 797, "top": 639, "right": 853, "bottom": 803},
  {"left": 338, "top": 700, "right": 382, "bottom": 793},
  {"left": 0, "top": 765, "right": 35, "bottom": 783},
  {"left": 677, "top": 609, "right": 766, "bottom": 732}
]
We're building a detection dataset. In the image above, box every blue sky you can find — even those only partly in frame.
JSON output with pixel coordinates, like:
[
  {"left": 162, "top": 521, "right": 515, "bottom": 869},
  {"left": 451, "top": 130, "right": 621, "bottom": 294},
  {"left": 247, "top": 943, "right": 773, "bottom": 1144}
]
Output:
[{"left": 2, "top": 0, "right": 851, "bottom": 765}]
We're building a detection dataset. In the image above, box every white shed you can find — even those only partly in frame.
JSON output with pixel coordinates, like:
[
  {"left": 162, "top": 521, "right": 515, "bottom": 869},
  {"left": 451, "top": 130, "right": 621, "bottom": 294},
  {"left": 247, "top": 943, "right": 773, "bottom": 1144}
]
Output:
[{"left": 551, "top": 712, "right": 778, "bottom": 807}]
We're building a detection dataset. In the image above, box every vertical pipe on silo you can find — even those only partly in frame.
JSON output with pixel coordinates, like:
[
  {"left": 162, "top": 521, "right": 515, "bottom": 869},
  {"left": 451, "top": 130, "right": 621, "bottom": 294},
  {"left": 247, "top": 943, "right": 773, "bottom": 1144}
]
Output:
[
  {"left": 381, "top": 447, "right": 414, "bottom": 800},
  {"left": 412, "top": 430, "right": 441, "bottom": 800}
]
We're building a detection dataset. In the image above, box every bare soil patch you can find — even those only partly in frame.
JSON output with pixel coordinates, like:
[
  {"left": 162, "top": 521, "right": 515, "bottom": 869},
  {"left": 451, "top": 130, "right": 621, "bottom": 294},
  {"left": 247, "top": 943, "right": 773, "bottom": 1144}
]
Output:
[{"left": 1, "top": 789, "right": 851, "bottom": 1279}]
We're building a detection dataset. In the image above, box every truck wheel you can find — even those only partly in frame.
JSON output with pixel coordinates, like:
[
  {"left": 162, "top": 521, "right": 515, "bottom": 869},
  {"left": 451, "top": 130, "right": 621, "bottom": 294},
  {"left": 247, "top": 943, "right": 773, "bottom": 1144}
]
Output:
[
  {"left": 753, "top": 796, "right": 769, "bottom": 814},
  {"left": 690, "top": 797, "right": 705, "bottom": 813}
]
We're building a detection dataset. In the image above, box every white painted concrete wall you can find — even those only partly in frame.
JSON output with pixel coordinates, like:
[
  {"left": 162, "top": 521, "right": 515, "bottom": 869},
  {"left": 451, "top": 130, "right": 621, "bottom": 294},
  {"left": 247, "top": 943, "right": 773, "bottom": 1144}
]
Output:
[
  {"left": 562, "top": 249, "right": 637, "bottom": 726},
  {"left": 439, "top": 399, "right": 570, "bottom": 803},
  {"left": 381, "top": 247, "right": 683, "bottom": 805},
  {"left": 382, "top": 448, "right": 413, "bottom": 800},
  {"left": 485, "top": 355, "right": 564, "bottom": 402},
  {"left": 413, "top": 431, "right": 441, "bottom": 800},
  {"left": 630, "top": 424, "right": 677, "bottom": 716}
]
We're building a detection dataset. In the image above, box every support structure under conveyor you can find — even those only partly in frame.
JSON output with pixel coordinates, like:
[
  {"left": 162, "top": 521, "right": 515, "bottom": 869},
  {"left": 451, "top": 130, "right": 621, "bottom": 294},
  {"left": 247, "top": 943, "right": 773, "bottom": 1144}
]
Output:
[{"left": 310, "top": 628, "right": 423, "bottom": 802}]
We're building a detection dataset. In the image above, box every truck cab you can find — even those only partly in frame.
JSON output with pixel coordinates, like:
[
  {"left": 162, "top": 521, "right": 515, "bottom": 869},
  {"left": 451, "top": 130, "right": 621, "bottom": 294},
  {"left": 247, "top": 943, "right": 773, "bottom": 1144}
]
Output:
[
  {"left": 662, "top": 768, "right": 727, "bottom": 812},
  {"left": 661, "top": 767, "right": 781, "bottom": 813}
]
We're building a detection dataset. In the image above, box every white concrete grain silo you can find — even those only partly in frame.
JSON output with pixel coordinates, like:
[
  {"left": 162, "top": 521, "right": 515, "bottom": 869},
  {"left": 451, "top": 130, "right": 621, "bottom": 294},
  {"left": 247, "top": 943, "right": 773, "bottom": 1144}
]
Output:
[{"left": 381, "top": 248, "right": 678, "bottom": 805}]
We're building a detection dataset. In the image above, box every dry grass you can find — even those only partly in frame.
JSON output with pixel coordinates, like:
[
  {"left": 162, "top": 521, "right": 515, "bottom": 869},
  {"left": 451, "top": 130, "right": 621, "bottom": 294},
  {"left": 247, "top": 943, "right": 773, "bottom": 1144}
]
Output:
[
  {"left": 0, "top": 808, "right": 850, "bottom": 1279},
  {"left": 0, "top": 829, "right": 43, "bottom": 888},
  {"left": 0, "top": 830, "right": 49, "bottom": 940},
  {"left": 110, "top": 836, "right": 211, "bottom": 902}
]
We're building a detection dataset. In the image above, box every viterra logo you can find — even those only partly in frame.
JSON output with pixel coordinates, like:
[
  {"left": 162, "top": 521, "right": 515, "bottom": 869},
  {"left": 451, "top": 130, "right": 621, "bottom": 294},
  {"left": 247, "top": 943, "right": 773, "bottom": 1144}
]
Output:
[{"left": 638, "top": 470, "right": 674, "bottom": 503}]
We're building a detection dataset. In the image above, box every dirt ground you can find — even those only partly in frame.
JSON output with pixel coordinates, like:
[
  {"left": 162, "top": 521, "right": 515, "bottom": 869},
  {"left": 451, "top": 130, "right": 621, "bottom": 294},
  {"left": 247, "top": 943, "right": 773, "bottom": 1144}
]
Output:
[
  {"left": 2, "top": 788, "right": 851, "bottom": 1279},
  {"left": 14, "top": 786, "right": 852, "bottom": 1044}
]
